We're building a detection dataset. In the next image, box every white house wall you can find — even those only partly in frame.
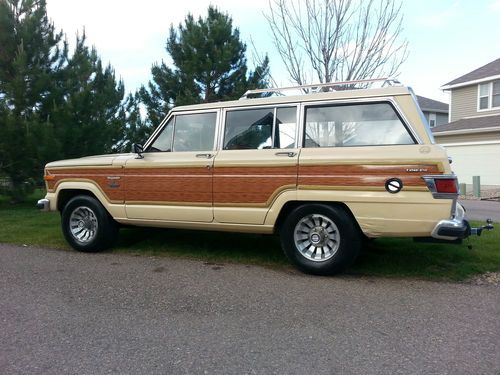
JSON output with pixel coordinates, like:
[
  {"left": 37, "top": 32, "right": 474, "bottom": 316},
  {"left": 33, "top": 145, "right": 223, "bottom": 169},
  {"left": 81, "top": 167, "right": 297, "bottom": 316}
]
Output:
[{"left": 442, "top": 141, "right": 500, "bottom": 185}]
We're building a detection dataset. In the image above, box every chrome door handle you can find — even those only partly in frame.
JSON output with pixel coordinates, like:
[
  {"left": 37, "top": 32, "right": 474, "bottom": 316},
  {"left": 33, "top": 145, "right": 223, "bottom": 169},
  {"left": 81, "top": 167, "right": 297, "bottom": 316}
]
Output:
[
  {"left": 275, "top": 151, "right": 297, "bottom": 157},
  {"left": 196, "top": 153, "right": 213, "bottom": 159}
]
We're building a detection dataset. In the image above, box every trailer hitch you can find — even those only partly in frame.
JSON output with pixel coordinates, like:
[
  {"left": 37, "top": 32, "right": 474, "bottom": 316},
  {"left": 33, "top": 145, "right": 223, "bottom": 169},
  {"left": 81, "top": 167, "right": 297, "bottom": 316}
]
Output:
[{"left": 470, "top": 219, "right": 494, "bottom": 236}]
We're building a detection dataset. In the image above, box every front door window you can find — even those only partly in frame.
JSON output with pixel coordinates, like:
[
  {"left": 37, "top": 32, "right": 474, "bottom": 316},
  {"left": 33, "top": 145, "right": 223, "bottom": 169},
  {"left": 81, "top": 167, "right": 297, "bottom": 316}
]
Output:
[{"left": 148, "top": 112, "right": 217, "bottom": 152}]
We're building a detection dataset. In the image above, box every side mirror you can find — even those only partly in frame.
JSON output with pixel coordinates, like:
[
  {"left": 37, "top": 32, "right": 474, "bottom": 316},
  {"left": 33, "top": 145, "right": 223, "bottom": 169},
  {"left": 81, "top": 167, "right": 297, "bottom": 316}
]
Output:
[{"left": 133, "top": 143, "right": 144, "bottom": 159}]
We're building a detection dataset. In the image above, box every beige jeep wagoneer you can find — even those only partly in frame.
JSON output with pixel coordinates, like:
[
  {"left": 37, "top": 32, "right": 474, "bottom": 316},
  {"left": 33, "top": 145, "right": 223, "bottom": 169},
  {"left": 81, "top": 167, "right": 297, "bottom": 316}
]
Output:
[{"left": 37, "top": 79, "right": 493, "bottom": 275}]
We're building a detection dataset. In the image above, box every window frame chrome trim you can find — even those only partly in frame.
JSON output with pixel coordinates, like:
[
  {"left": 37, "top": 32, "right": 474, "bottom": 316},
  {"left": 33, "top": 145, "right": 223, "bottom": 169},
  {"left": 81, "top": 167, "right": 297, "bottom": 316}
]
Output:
[
  {"left": 220, "top": 103, "right": 300, "bottom": 151},
  {"left": 143, "top": 108, "right": 221, "bottom": 153},
  {"left": 145, "top": 95, "right": 423, "bottom": 153},
  {"left": 300, "top": 97, "right": 422, "bottom": 147}
]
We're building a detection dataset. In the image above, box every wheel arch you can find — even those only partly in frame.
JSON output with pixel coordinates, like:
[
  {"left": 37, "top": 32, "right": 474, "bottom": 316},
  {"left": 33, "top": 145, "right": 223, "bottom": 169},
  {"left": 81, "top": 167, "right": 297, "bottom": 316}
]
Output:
[
  {"left": 57, "top": 189, "right": 99, "bottom": 212},
  {"left": 273, "top": 201, "right": 363, "bottom": 236},
  {"left": 53, "top": 181, "right": 125, "bottom": 219}
]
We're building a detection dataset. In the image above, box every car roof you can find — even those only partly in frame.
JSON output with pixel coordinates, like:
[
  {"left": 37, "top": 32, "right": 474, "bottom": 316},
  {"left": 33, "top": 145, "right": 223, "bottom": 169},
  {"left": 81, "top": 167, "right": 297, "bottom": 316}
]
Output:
[{"left": 171, "top": 86, "right": 412, "bottom": 112}]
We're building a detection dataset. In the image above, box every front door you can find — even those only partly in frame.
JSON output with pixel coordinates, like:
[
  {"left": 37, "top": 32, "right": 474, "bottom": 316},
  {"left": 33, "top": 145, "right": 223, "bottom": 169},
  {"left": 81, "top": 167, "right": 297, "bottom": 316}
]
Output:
[{"left": 125, "top": 111, "right": 219, "bottom": 222}]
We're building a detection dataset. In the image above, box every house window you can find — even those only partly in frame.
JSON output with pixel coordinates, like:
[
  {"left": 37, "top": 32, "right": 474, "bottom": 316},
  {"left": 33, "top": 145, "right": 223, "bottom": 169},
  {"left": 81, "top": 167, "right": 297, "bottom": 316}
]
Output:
[
  {"left": 478, "top": 80, "right": 500, "bottom": 110},
  {"left": 493, "top": 81, "right": 500, "bottom": 107},
  {"left": 429, "top": 113, "right": 436, "bottom": 128}
]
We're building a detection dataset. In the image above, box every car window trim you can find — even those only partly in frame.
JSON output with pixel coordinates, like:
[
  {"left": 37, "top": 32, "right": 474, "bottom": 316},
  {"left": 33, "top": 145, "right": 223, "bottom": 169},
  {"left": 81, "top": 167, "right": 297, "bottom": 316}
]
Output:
[
  {"left": 144, "top": 109, "right": 220, "bottom": 153},
  {"left": 221, "top": 104, "right": 300, "bottom": 151},
  {"left": 301, "top": 99, "right": 420, "bottom": 147}
]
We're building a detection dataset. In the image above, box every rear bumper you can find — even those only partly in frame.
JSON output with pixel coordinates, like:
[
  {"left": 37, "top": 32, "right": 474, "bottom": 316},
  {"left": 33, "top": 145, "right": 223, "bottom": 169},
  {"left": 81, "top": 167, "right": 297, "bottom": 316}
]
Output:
[
  {"left": 432, "top": 218, "right": 470, "bottom": 240},
  {"left": 431, "top": 202, "right": 494, "bottom": 240},
  {"left": 431, "top": 203, "right": 469, "bottom": 240}
]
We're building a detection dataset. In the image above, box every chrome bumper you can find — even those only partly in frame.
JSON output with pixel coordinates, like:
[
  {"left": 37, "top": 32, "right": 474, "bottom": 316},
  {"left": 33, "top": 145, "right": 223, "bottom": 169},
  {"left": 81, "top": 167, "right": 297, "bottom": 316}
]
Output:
[
  {"left": 431, "top": 203, "right": 494, "bottom": 240},
  {"left": 36, "top": 198, "right": 50, "bottom": 212}
]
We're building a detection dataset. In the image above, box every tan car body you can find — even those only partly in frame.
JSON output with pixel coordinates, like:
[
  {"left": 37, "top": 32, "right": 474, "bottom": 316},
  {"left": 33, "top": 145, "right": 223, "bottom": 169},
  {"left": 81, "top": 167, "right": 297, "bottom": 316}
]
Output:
[{"left": 42, "top": 86, "right": 456, "bottom": 239}]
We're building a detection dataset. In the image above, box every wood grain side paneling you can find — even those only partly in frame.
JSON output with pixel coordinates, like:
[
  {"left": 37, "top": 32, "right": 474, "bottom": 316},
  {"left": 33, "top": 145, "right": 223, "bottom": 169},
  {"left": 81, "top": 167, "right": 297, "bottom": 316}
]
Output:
[
  {"left": 46, "top": 168, "right": 124, "bottom": 202},
  {"left": 213, "top": 166, "right": 297, "bottom": 204},
  {"left": 298, "top": 164, "right": 441, "bottom": 189},
  {"left": 47, "top": 163, "right": 440, "bottom": 208},
  {"left": 124, "top": 167, "right": 211, "bottom": 204}
]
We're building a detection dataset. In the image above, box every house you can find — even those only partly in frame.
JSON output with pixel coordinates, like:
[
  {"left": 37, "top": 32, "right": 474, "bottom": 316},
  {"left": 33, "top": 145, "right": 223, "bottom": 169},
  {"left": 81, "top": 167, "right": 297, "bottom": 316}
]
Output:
[
  {"left": 416, "top": 95, "right": 448, "bottom": 128},
  {"left": 433, "top": 58, "right": 500, "bottom": 188}
]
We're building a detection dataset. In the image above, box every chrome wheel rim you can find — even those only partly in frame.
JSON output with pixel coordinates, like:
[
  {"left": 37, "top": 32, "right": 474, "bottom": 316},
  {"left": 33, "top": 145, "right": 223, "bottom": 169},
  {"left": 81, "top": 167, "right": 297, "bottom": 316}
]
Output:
[
  {"left": 69, "top": 206, "right": 98, "bottom": 243},
  {"left": 293, "top": 214, "right": 340, "bottom": 262}
]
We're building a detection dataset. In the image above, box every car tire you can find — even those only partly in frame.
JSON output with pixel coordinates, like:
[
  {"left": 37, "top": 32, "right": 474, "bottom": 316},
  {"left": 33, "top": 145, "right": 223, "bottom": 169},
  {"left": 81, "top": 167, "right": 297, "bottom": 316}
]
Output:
[
  {"left": 61, "top": 195, "right": 118, "bottom": 252},
  {"left": 280, "top": 204, "right": 361, "bottom": 275}
]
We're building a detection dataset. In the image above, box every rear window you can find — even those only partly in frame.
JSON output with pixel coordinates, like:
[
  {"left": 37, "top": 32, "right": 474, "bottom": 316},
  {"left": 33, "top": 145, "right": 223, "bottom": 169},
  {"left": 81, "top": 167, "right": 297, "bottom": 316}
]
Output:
[{"left": 304, "top": 102, "right": 415, "bottom": 147}]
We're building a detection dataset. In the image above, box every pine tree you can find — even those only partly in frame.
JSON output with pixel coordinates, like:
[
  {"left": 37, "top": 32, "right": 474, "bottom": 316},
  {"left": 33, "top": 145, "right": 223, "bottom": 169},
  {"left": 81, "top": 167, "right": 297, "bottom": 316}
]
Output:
[
  {"left": 0, "top": 0, "right": 65, "bottom": 201},
  {"left": 115, "top": 92, "right": 150, "bottom": 152},
  {"left": 140, "top": 6, "right": 270, "bottom": 127},
  {"left": 0, "top": 1, "right": 127, "bottom": 201},
  {"left": 51, "top": 33, "right": 125, "bottom": 158}
]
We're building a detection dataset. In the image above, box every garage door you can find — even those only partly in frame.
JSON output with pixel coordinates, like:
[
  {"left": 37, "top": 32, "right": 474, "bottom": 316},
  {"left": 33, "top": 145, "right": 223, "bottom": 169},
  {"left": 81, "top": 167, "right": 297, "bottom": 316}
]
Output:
[{"left": 443, "top": 142, "right": 500, "bottom": 185}]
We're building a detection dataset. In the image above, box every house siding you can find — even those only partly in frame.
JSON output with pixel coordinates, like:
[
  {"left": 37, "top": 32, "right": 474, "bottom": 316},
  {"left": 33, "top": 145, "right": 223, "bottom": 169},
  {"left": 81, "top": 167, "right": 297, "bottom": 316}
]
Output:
[
  {"left": 436, "top": 113, "right": 448, "bottom": 126},
  {"left": 422, "top": 111, "right": 449, "bottom": 127},
  {"left": 450, "top": 83, "right": 500, "bottom": 121},
  {"left": 450, "top": 85, "right": 478, "bottom": 121}
]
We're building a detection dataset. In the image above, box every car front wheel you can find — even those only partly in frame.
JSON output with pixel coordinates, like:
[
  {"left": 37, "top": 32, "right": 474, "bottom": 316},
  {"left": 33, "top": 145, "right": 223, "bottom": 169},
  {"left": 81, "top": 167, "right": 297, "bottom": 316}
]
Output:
[{"left": 61, "top": 195, "right": 118, "bottom": 252}]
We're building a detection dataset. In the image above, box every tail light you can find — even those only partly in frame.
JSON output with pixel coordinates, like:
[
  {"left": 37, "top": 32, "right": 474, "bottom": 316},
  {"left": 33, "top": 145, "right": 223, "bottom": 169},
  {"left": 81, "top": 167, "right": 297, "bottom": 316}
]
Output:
[
  {"left": 434, "top": 178, "right": 458, "bottom": 194},
  {"left": 422, "top": 175, "right": 458, "bottom": 198}
]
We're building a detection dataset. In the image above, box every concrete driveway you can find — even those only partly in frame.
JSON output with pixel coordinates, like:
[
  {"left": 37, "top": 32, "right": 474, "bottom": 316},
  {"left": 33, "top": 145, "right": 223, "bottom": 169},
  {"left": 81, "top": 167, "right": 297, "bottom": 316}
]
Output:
[{"left": 1, "top": 244, "right": 498, "bottom": 374}]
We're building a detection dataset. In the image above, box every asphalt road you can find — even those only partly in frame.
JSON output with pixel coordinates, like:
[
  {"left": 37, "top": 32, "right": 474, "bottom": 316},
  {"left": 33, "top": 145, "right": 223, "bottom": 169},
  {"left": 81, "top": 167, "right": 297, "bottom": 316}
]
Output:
[
  {"left": 1, "top": 244, "right": 499, "bottom": 375},
  {"left": 460, "top": 199, "right": 500, "bottom": 222}
]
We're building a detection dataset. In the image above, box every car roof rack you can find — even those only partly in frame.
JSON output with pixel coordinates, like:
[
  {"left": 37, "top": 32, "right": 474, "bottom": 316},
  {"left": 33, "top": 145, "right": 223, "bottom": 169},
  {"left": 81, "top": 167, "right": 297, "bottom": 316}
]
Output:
[{"left": 240, "top": 78, "right": 402, "bottom": 99}]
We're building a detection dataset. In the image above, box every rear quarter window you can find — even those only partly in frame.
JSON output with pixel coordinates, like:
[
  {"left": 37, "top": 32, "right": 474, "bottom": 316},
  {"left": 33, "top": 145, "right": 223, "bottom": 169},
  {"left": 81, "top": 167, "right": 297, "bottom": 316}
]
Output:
[{"left": 304, "top": 102, "right": 415, "bottom": 147}]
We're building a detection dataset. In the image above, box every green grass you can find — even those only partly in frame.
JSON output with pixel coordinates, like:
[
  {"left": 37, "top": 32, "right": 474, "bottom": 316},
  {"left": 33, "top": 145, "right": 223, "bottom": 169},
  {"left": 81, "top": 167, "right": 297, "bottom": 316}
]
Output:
[{"left": 1, "top": 190, "right": 498, "bottom": 281}]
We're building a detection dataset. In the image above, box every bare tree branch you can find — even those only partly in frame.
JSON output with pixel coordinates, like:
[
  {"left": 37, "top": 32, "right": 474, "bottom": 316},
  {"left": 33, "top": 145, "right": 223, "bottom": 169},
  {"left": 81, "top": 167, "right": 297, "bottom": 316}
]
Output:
[
  {"left": 265, "top": 0, "right": 408, "bottom": 85},
  {"left": 249, "top": 36, "right": 279, "bottom": 88}
]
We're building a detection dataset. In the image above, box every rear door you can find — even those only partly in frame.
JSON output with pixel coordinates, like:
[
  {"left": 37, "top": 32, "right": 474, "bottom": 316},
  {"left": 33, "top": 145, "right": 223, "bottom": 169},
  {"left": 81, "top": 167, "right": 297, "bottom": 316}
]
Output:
[
  {"left": 213, "top": 105, "right": 299, "bottom": 224},
  {"left": 125, "top": 110, "right": 219, "bottom": 222}
]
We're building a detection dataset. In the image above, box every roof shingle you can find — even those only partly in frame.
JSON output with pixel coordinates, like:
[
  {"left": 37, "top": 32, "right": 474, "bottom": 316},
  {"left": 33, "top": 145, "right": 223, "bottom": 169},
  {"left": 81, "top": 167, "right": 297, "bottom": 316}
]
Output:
[
  {"left": 432, "top": 114, "right": 500, "bottom": 133},
  {"left": 416, "top": 95, "right": 449, "bottom": 112},
  {"left": 443, "top": 58, "right": 500, "bottom": 87}
]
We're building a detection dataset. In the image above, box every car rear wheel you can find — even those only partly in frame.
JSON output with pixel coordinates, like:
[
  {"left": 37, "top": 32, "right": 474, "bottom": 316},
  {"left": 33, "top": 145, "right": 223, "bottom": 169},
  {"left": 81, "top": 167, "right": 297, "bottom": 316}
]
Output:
[
  {"left": 280, "top": 204, "right": 361, "bottom": 275},
  {"left": 61, "top": 195, "right": 118, "bottom": 252}
]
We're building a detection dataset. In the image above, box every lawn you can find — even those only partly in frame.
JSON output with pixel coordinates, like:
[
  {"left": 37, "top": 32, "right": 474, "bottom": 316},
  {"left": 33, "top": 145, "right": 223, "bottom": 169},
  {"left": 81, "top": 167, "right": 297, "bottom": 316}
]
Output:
[{"left": 1, "top": 190, "right": 498, "bottom": 281}]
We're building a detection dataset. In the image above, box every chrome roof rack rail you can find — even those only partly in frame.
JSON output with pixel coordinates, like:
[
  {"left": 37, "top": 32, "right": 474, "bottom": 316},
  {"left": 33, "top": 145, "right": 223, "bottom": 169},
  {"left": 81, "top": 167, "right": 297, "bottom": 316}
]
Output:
[{"left": 240, "top": 77, "right": 402, "bottom": 99}]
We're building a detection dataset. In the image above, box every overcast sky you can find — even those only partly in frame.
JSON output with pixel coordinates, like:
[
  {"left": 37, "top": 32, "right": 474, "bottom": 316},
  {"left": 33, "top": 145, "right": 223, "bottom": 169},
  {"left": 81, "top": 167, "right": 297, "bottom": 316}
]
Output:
[{"left": 45, "top": 0, "right": 500, "bottom": 103}]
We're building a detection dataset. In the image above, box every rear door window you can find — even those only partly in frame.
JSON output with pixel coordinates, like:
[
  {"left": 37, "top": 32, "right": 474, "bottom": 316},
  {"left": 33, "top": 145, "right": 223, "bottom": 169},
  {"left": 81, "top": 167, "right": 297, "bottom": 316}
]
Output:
[{"left": 224, "top": 106, "right": 297, "bottom": 150}]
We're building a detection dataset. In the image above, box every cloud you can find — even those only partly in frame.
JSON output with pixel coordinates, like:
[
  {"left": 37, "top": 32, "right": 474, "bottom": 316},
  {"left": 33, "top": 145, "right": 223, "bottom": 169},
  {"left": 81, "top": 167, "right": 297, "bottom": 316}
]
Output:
[{"left": 491, "top": 1, "right": 500, "bottom": 10}]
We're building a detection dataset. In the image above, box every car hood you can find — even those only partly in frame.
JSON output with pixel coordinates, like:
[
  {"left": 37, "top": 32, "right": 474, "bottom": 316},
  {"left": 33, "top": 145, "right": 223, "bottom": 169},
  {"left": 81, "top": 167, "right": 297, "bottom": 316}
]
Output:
[{"left": 45, "top": 153, "right": 135, "bottom": 168}]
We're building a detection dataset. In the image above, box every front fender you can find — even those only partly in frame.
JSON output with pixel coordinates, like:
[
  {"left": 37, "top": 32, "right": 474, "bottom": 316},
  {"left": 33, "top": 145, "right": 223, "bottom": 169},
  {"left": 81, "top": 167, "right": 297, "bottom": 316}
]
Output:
[{"left": 50, "top": 180, "right": 126, "bottom": 219}]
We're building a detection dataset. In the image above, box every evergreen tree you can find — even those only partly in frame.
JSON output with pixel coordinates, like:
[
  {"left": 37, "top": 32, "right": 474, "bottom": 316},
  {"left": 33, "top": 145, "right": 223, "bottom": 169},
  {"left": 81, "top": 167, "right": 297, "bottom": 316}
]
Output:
[
  {"left": 0, "top": 1, "right": 127, "bottom": 200},
  {"left": 115, "top": 92, "right": 150, "bottom": 152},
  {"left": 51, "top": 33, "right": 125, "bottom": 158},
  {"left": 140, "top": 6, "right": 270, "bottom": 127},
  {"left": 0, "top": 0, "right": 65, "bottom": 201}
]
